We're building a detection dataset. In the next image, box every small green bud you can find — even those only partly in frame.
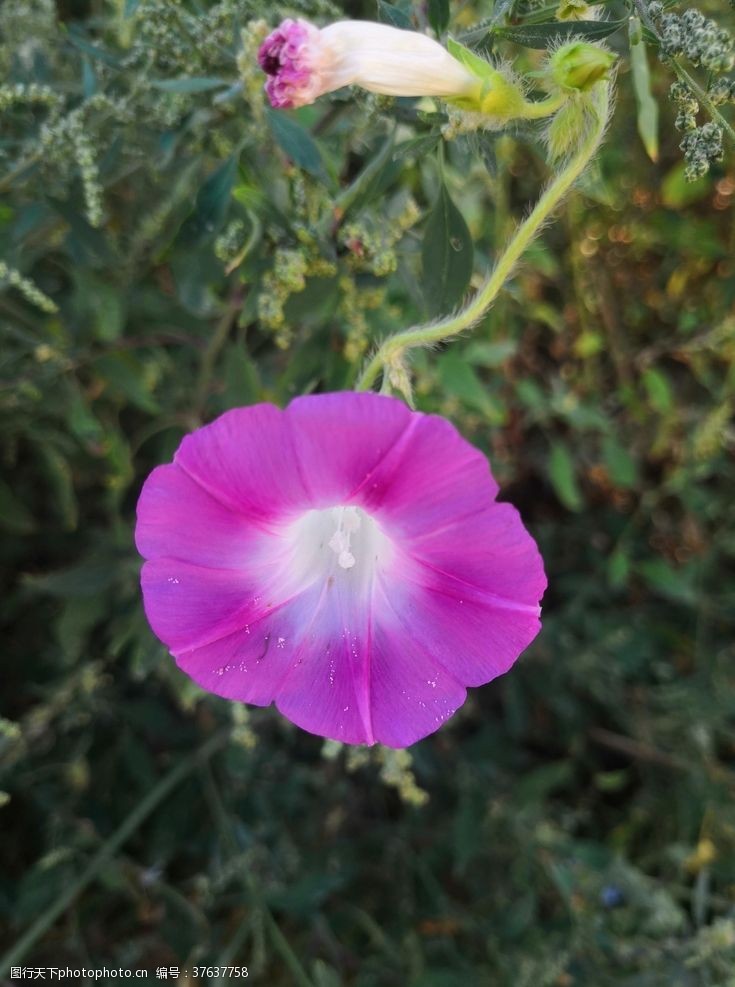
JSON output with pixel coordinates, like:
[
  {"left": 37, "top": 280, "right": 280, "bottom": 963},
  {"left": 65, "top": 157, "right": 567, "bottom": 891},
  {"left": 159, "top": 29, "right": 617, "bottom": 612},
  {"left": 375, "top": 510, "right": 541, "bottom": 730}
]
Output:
[
  {"left": 549, "top": 42, "right": 616, "bottom": 92},
  {"left": 445, "top": 39, "right": 527, "bottom": 123}
]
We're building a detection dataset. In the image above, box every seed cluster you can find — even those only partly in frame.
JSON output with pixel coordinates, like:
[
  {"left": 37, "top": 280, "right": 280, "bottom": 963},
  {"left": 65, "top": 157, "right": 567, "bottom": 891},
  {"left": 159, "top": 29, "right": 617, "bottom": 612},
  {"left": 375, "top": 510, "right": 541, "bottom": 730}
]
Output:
[{"left": 647, "top": 3, "right": 734, "bottom": 181}]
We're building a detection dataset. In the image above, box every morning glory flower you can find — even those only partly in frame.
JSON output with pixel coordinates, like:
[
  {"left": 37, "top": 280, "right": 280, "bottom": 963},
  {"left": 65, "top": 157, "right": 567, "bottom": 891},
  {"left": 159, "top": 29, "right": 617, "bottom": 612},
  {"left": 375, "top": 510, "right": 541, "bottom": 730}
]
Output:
[
  {"left": 257, "top": 18, "right": 482, "bottom": 109},
  {"left": 135, "top": 392, "right": 545, "bottom": 748}
]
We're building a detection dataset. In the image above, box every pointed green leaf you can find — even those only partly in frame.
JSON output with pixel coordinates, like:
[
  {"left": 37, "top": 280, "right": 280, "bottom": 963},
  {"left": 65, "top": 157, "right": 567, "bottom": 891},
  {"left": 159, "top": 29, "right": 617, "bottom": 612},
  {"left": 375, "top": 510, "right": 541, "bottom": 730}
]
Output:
[
  {"left": 428, "top": 0, "right": 450, "bottom": 35},
  {"left": 496, "top": 19, "right": 625, "bottom": 48},
  {"left": 438, "top": 353, "right": 506, "bottom": 422},
  {"left": 377, "top": 0, "right": 412, "bottom": 29},
  {"left": 179, "top": 155, "right": 238, "bottom": 244},
  {"left": 549, "top": 442, "right": 583, "bottom": 511},
  {"left": 422, "top": 181, "right": 474, "bottom": 316},
  {"left": 629, "top": 20, "right": 659, "bottom": 162},
  {"left": 266, "top": 110, "right": 326, "bottom": 180},
  {"left": 602, "top": 435, "right": 639, "bottom": 489},
  {"left": 393, "top": 133, "right": 442, "bottom": 161},
  {"left": 150, "top": 77, "right": 229, "bottom": 94},
  {"left": 0, "top": 479, "right": 36, "bottom": 534}
]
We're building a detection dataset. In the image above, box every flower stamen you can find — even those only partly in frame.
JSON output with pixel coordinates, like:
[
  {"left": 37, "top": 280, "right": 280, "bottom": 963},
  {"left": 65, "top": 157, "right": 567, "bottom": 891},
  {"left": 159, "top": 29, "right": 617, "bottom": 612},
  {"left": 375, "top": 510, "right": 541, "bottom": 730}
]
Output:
[{"left": 328, "top": 506, "right": 361, "bottom": 569}]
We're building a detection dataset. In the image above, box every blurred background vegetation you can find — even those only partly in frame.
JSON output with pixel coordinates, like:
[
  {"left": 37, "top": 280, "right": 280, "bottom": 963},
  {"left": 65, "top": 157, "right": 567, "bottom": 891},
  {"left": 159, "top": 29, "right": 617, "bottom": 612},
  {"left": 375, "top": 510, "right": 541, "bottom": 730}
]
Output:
[{"left": 2, "top": 0, "right": 735, "bottom": 983}]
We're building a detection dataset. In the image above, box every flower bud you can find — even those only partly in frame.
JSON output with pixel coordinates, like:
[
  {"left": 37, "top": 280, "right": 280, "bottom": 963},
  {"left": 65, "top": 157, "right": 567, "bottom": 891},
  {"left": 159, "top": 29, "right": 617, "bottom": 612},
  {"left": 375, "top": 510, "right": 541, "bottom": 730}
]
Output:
[
  {"left": 548, "top": 42, "right": 616, "bottom": 92},
  {"left": 257, "top": 19, "right": 484, "bottom": 109}
]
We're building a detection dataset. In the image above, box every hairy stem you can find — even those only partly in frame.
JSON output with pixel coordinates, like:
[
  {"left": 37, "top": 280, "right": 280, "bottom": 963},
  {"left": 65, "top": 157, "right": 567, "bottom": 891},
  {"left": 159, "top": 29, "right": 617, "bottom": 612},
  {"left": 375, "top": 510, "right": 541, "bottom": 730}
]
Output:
[{"left": 355, "top": 82, "right": 611, "bottom": 393}]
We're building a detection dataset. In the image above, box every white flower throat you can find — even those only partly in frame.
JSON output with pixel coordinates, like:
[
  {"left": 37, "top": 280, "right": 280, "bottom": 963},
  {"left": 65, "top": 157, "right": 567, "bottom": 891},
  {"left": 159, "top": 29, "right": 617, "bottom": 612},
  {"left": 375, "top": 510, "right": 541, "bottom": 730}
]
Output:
[{"left": 286, "top": 505, "right": 393, "bottom": 591}]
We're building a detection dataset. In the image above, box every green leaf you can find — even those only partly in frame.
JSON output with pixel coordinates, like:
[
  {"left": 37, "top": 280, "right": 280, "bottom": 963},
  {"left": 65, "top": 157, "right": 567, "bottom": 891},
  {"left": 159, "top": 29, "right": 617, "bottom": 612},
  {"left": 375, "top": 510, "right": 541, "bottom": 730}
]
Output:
[
  {"left": 629, "top": 21, "right": 659, "bottom": 162},
  {"left": 94, "top": 354, "right": 160, "bottom": 414},
  {"left": 150, "top": 77, "right": 229, "bottom": 94},
  {"left": 602, "top": 435, "right": 638, "bottom": 489},
  {"left": 377, "top": 0, "right": 412, "bottom": 29},
  {"left": 496, "top": 19, "right": 625, "bottom": 49},
  {"left": 0, "top": 479, "right": 36, "bottom": 534},
  {"left": 661, "top": 161, "right": 710, "bottom": 208},
  {"left": 66, "top": 26, "right": 124, "bottom": 67},
  {"left": 465, "top": 339, "right": 518, "bottom": 366},
  {"left": 549, "top": 442, "right": 583, "bottom": 511},
  {"left": 75, "top": 272, "right": 125, "bottom": 341},
  {"left": 123, "top": 0, "right": 141, "bottom": 15},
  {"left": 642, "top": 367, "right": 673, "bottom": 413},
  {"left": 179, "top": 155, "right": 238, "bottom": 244},
  {"left": 516, "top": 761, "right": 574, "bottom": 803},
  {"left": 428, "top": 0, "right": 450, "bottom": 35},
  {"left": 638, "top": 559, "right": 698, "bottom": 605},
  {"left": 421, "top": 181, "right": 474, "bottom": 316},
  {"left": 458, "top": 0, "right": 516, "bottom": 44},
  {"left": 38, "top": 445, "right": 78, "bottom": 530},
  {"left": 266, "top": 110, "right": 326, "bottom": 180},
  {"left": 221, "top": 344, "right": 260, "bottom": 409},
  {"left": 338, "top": 135, "right": 401, "bottom": 219},
  {"left": 65, "top": 381, "right": 105, "bottom": 445},
  {"left": 393, "top": 134, "right": 442, "bottom": 162},
  {"left": 24, "top": 557, "right": 121, "bottom": 598},
  {"left": 437, "top": 353, "right": 506, "bottom": 422},
  {"left": 82, "top": 56, "right": 96, "bottom": 99},
  {"left": 607, "top": 546, "right": 630, "bottom": 589}
]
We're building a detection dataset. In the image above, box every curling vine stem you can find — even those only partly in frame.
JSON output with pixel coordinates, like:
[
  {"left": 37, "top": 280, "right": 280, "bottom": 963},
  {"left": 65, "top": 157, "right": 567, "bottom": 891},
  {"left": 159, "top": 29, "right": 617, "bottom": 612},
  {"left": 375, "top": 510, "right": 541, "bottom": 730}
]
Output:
[{"left": 355, "top": 81, "right": 611, "bottom": 392}]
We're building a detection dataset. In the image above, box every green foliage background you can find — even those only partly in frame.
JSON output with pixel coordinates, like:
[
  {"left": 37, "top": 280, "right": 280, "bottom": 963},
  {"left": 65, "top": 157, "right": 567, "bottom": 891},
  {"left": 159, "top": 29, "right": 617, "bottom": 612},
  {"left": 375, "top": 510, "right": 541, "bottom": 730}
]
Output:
[{"left": 2, "top": 0, "right": 735, "bottom": 983}]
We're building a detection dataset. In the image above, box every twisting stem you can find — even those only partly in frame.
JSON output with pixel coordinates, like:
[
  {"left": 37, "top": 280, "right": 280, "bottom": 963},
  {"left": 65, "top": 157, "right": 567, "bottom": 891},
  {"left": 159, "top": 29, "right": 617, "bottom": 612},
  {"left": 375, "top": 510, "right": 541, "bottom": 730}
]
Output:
[
  {"left": 355, "top": 82, "right": 611, "bottom": 393},
  {"left": 520, "top": 90, "right": 568, "bottom": 119}
]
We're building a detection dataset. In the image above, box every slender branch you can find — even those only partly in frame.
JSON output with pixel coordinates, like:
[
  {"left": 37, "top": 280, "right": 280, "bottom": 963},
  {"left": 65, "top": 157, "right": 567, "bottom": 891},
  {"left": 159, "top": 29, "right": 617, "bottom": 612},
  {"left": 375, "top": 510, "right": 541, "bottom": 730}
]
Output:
[
  {"left": 193, "top": 290, "right": 243, "bottom": 417},
  {"left": 0, "top": 729, "right": 231, "bottom": 976},
  {"left": 355, "top": 82, "right": 611, "bottom": 392},
  {"left": 200, "top": 762, "right": 315, "bottom": 987}
]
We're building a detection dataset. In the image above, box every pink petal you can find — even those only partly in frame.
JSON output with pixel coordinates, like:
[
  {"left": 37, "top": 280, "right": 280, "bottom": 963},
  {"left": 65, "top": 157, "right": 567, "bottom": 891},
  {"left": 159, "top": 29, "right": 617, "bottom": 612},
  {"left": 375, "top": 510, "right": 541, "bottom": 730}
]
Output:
[
  {"left": 135, "top": 463, "right": 261, "bottom": 568},
  {"left": 174, "top": 588, "right": 320, "bottom": 707},
  {"left": 369, "top": 580, "right": 467, "bottom": 747},
  {"left": 141, "top": 559, "right": 262, "bottom": 653},
  {"left": 353, "top": 412, "right": 501, "bottom": 538},
  {"left": 407, "top": 502, "right": 547, "bottom": 607},
  {"left": 287, "top": 392, "right": 413, "bottom": 506},
  {"left": 396, "top": 566, "right": 542, "bottom": 688},
  {"left": 174, "top": 404, "right": 307, "bottom": 521}
]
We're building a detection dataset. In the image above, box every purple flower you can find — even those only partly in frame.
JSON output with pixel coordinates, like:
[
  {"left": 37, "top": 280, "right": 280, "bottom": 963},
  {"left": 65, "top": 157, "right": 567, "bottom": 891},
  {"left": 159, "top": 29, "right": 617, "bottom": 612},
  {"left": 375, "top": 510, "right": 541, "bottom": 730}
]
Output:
[
  {"left": 257, "top": 18, "right": 482, "bottom": 110},
  {"left": 135, "top": 392, "right": 546, "bottom": 747}
]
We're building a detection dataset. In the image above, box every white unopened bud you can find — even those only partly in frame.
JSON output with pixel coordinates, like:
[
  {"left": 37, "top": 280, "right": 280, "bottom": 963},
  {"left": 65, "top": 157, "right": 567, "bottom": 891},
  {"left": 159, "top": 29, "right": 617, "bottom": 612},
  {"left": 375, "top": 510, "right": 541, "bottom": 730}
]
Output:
[{"left": 257, "top": 19, "right": 482, "bottom": 109}]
